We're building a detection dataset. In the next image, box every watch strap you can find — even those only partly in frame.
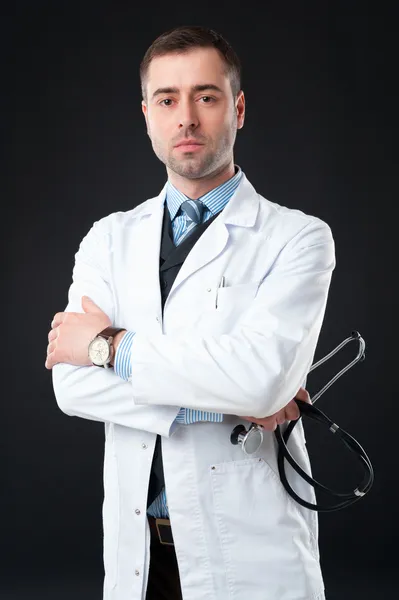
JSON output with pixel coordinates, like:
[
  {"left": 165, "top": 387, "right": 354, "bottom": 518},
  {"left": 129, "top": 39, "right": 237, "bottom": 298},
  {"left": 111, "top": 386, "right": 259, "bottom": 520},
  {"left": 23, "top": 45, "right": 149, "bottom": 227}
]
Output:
[{"left": 98, "top": 326, "right": 126, "bottom": 340}]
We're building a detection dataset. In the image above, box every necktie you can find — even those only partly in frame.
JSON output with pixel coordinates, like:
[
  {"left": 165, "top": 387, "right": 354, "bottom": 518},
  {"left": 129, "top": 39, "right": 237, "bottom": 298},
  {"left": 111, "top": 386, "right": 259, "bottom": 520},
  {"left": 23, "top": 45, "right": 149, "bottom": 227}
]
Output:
[{"left": 175, "top": 199, "right": 205, "bottom": 246}]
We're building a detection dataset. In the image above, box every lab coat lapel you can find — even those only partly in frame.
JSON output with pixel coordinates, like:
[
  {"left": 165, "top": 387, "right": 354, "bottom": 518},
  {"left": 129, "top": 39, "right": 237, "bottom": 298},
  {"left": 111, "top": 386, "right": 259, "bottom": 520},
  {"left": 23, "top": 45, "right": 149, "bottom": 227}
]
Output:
[
  {"left": 128, "top": 173, "right": 260, "bottom": 325},
  {"left": 125, "top": 186, "right": 166, "bottom": 331},
  {"left": 167, "top": 173, "right": 260, "bottom": 296},
  {"left": 159, "top": 206, "right": 220, "bottom": 271}
]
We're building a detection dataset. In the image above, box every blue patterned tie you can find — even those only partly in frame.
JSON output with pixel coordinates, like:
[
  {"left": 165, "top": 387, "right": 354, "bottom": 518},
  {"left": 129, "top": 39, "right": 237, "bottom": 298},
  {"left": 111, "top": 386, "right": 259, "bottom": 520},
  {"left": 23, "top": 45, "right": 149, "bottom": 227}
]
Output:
[{"left": 175, "top": 199, "right": 205, "bottom": 246}]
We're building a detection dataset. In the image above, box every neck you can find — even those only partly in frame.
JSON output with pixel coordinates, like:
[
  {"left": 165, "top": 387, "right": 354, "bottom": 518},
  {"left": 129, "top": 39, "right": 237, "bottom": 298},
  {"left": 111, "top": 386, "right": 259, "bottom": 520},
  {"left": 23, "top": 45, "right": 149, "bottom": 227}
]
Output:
[{"left": 167, "top": 160, "right": 236, "bottom": 199}]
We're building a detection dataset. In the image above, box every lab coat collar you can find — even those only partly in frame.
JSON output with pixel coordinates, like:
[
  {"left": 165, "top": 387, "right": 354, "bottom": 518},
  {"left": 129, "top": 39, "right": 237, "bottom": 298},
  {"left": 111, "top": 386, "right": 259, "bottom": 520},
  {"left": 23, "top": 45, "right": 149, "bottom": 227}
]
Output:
[
  {"left": 128, "top": 171, "right": 261, "bottom": 309},
  {"left": 133, "top": 170, "right": 260, "bottom": 229}
]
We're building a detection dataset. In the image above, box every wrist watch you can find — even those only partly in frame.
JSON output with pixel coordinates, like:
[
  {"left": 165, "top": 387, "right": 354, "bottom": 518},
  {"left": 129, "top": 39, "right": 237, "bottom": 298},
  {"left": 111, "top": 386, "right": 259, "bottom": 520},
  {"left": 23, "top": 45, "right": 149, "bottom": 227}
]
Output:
[{"left": 88, "top": 326, "right": 126, "bottom": 369}]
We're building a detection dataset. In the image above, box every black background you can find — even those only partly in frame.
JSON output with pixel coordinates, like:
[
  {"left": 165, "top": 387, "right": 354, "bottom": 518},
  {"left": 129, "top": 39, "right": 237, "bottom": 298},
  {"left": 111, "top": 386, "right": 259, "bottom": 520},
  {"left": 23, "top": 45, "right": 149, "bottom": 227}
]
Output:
[{"left": 5, "top": 1, "right": 396, "bottom": 598}]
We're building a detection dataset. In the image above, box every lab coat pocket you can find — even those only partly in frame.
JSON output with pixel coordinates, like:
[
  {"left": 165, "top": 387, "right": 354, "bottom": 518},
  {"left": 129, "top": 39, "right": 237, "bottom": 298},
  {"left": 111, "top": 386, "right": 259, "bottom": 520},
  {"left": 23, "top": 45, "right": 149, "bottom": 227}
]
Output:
[
  {"left": 210, "top": 457, "right": 323, "bottom": 599},
  {"left": 215, "top": 282, "right": 259, "bottom": 314},
  {"left": 102, "top": 423, "right": 120, "bottom": 591}
]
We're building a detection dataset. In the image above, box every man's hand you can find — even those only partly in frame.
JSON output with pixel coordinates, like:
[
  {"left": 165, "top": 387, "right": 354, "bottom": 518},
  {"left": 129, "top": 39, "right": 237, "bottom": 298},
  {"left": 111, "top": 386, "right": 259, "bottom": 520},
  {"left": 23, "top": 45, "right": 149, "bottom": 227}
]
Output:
[
  {"left": 242, "top": 387, "right": 311, "bottom": 431},
  {"left": 45, "top": 296, "right": 112, "bottom": 370}
]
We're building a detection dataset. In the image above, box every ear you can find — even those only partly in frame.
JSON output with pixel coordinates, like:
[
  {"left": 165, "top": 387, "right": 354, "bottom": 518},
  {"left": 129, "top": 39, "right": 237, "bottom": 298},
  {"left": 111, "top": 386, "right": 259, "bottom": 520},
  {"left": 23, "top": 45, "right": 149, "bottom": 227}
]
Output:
[
  {"left": 236, "top": 90, "right": 245, "bottom": 130},
  {"left": 142, "top": 101, "right": 150, "bottom": 136}
]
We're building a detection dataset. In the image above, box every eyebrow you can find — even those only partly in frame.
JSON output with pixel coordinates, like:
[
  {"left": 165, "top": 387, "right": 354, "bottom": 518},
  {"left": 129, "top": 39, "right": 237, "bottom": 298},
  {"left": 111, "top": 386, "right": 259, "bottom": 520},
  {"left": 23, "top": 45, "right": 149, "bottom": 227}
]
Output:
[{"left": 151, "top": 84, "right": 224, "bottom": 101}]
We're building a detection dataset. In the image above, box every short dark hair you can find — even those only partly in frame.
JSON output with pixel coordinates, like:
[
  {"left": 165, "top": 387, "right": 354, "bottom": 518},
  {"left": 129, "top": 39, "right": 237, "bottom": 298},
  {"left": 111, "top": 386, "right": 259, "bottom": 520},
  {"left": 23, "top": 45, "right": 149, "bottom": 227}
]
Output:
[{"left": 140, "top": 25, "right": 242, "bottom": 102}]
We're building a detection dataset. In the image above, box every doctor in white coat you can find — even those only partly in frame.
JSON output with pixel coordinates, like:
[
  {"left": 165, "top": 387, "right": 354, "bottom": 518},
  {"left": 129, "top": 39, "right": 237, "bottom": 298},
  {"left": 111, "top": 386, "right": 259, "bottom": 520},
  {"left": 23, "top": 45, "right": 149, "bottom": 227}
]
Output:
[{"left": 46, "top": 25, "right": 335, "bottom": 600}]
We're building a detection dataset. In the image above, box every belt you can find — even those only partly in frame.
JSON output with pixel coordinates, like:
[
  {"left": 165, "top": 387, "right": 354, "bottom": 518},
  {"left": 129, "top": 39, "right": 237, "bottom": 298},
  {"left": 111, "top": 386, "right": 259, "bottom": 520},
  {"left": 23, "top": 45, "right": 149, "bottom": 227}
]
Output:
[{"left": 147, "top": 516, "right": 174, "bottom": 546}]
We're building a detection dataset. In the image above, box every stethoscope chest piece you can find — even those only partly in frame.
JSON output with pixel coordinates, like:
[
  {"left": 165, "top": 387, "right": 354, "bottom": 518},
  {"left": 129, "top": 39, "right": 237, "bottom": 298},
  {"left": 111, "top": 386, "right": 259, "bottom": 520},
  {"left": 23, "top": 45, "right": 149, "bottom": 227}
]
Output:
[{"left": 230, "top": 423, "right": 264, "bottom": 455}]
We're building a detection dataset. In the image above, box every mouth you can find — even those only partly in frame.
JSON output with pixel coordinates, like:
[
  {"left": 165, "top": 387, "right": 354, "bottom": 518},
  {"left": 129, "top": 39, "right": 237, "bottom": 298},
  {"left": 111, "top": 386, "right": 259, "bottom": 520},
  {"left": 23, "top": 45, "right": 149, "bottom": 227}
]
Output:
[{"left": 174, "top": 143, "right": 204, "bottom": 152}]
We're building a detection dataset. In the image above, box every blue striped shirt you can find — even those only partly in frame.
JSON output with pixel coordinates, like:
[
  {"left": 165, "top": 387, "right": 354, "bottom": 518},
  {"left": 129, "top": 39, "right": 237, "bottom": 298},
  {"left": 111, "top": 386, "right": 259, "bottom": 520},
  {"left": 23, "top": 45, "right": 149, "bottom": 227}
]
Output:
[{"left": 114, "top": 164, "right": 243, "bottom": 517}]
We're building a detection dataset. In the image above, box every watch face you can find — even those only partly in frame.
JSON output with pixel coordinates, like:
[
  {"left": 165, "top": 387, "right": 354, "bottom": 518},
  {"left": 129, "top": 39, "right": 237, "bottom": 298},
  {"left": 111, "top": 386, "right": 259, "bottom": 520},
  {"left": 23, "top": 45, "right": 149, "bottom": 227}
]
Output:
[{"left": 89, "top": 337, "right": 110, "bottom": 365}]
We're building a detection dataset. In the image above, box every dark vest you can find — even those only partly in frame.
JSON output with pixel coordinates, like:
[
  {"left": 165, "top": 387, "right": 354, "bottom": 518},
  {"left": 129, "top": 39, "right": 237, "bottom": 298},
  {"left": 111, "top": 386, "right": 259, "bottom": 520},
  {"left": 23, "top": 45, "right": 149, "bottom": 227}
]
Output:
[{"left": 146, "top": 202, "right": 220, "bottom": 509}]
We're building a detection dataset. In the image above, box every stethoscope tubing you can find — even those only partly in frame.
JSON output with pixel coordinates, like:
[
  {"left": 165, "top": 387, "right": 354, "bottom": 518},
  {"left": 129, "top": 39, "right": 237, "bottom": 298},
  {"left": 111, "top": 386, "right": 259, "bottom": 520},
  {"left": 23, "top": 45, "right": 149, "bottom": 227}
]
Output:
[{"left": 232, "top": 331, "right": 374, "bottom": 511}]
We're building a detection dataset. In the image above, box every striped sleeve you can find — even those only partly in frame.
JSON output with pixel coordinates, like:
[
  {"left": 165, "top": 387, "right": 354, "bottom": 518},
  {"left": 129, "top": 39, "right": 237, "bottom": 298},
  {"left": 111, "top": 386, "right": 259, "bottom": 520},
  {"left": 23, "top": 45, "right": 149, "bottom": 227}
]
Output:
[
  {"left": 175, "top": 408, "right": 224, "bottom": 424},
  {"left": 114, "top": 330, "right": 135, "bottom": 381}
]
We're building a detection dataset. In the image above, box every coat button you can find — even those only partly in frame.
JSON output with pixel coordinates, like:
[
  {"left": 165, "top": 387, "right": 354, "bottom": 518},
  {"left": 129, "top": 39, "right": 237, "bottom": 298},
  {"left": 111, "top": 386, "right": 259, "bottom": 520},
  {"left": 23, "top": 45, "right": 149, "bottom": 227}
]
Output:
[
  {"left": 141, "top": 443, "right": 148, "bottom": 449},
  {"left": 135, "top": 569, "right": 140, "bottom": 576},
  {"left": 207, "top": 288, "right": 211, "bottom": 292},
  {"left": 135, "top": 509, "right": 141, "bottom": 515}
]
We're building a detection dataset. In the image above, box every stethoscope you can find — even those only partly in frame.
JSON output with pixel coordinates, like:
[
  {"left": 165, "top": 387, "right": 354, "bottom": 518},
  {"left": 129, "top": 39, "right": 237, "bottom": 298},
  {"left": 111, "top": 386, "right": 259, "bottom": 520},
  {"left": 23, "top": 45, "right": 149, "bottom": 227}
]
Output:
[{"left": 230, "top": 331, "right": 374, "bottom": 511}]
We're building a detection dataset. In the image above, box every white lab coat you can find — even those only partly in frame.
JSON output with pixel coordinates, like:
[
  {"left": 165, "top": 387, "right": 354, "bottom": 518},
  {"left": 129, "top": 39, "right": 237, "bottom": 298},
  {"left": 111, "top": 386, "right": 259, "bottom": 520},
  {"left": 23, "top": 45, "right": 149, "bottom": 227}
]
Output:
[{"left": 52, "top": 172, "right": 335, "bottom": 600}]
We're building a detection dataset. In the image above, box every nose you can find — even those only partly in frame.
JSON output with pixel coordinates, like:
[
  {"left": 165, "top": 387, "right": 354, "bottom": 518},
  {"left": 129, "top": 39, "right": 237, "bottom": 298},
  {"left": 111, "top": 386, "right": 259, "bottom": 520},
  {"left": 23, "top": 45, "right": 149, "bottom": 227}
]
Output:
[{"left": 177, "top": 100, "right": 199, "bottom": 129}]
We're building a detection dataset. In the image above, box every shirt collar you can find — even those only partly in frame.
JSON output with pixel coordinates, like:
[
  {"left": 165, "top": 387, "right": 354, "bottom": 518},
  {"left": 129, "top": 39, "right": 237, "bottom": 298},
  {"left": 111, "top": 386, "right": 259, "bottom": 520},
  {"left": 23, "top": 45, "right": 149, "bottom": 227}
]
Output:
[{"left": 166, "top": 164, "right": 243, "bottom": 221}]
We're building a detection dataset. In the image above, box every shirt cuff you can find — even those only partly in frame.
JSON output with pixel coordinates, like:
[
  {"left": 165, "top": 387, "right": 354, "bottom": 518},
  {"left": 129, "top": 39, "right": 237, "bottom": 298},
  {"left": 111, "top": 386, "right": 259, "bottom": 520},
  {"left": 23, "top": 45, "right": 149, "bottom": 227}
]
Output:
[
  {"left": 114, "top": 330, "right": 135, "bottom": 381},
  {"left": 175, "top": 408, "right": 224, "bottom": 424},
  {"left": 175, "top": 407, "right": 188, "bottom": 424}
]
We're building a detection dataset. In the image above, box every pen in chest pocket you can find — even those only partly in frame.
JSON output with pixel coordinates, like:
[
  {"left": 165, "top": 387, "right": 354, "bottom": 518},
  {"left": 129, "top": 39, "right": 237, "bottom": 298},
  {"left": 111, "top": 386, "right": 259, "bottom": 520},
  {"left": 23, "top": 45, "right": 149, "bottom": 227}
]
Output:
[{"left": 215, "top": 276, "right": 225, "bottom": 309}]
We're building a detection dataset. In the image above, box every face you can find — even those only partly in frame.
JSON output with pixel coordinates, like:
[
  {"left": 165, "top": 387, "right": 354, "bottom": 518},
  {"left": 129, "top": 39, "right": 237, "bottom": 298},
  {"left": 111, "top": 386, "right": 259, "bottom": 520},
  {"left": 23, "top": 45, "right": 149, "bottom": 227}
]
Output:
[{"left": 141, "top": 47, "right": 245, "bottom": 180}]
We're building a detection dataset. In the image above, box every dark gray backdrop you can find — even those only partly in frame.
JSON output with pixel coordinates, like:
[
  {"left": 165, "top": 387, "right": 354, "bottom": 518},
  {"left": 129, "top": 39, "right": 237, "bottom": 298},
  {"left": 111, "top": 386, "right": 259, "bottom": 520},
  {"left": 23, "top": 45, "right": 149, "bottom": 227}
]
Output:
[{"left": 5, "top": 1, "right": 395, "bottom": 598}]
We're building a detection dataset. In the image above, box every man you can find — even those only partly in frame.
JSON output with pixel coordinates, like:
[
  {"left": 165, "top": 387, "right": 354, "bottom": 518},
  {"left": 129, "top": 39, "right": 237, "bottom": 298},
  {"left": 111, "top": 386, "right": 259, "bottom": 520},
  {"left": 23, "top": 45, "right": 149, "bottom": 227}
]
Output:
[{"left": 46, "top": 25, "right": 335, "bottom": 600}]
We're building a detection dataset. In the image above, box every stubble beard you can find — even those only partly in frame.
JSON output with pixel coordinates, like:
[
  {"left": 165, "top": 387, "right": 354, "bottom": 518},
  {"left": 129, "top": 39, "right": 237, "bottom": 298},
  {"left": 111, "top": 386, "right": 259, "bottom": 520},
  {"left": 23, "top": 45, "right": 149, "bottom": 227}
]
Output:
[
  {"left": 166, "top": 148, "right": 218, "bottom": 180},
  {"left": 151, "top": 120, "right": 237, "bottom": 181}
]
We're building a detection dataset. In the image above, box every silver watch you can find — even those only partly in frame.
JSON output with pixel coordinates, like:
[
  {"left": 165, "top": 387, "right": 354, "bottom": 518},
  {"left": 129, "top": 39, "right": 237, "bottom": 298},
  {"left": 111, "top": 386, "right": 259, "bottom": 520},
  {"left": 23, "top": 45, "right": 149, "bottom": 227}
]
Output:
[{"left": 88, "top": 326, "right": 125, "bottom": 368}]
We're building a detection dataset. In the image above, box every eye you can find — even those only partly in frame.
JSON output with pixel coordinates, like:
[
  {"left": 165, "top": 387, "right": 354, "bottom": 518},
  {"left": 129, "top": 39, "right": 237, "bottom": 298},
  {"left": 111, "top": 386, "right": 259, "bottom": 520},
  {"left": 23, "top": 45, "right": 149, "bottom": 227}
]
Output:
[
  {"left": 200, "top": 96, "right": 215, "bottom": 103},
  {"left": 159, "top": 98, "right": 174, "bottom": 106}
]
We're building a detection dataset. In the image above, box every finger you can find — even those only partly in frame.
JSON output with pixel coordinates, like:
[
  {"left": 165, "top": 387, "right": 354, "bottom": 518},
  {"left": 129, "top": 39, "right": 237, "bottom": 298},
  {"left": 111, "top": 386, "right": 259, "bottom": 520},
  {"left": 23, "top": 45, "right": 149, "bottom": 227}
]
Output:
[
  {"left": 46, "top": 341, "right": 56, "bottom": 356},
  {"left": 285, "top": 399, "right": 300, "bottom": 421},
  {"left": 295, "top": 387, "right": 311, "bottom": 403},
  {"left": 242, "top": 416, "right": 266, "bottom": 427},
  {"left": 261, "top": 417, "right": 278, "bottom": 431},
  {"left": 48, "top": 328, "right": 58, "bottom": 342},
  {"left": 51, "top": 313, "right": 64, "bottom": 329},
  {"left": 45, "top": 351, "right": 57, "bottom": 369},
  {"left": 243, "top": 416, "right": 277, "bottom": 431},
  {"left": 276, "top": 409, "right": 286, "bottom": 425}
]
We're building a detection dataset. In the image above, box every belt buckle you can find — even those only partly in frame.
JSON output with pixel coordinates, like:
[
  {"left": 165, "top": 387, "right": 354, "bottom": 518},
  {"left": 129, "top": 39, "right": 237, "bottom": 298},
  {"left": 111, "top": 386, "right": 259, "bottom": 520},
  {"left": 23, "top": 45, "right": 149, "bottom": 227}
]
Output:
[{"left": 155, "top": 518, "right": 174, "bottom": 546}]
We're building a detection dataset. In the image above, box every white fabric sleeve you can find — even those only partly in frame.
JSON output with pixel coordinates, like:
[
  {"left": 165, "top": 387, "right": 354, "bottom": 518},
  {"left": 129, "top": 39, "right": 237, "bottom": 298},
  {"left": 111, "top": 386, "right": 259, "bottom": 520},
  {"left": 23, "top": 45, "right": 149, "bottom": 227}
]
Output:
[
  {"left": 129, "top": 220, "right": 335, "bottom": 418},
  {"left": 51, "top": 218, "right": 180, "bottom": 437}
]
